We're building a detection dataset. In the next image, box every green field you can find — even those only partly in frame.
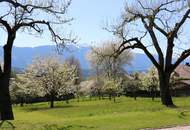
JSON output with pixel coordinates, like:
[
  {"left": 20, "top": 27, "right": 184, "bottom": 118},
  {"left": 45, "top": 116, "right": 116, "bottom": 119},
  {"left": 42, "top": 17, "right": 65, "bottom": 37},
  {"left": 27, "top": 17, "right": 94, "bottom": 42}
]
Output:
[{"left": 1, "top": 97, "right": 190, "bottom": 130}]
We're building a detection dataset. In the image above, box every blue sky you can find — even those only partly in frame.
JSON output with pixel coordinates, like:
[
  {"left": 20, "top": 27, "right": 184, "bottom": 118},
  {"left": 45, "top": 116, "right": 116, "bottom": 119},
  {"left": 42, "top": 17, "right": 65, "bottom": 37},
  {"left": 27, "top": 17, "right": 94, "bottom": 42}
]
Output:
[
  {"left": 0, "top": 0, "right": 126, "bottom": 47},
  {"left": 68, "top": 0, "right": 126, "bottom": 46},
  {"left": 0, "top": 0, "right": 189, "bottom": 56}
]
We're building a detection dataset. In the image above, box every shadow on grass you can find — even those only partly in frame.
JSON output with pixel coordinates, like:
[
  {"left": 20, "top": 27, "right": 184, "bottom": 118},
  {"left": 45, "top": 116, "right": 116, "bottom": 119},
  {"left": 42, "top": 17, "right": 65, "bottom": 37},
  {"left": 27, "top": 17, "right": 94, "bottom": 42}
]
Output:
[
  {"left": 0, "top": 121, "right": 16, "bottom": 130},
  {"left": 178, "top": 110, "right": 190, "bottom": 119},
  {"left": 43, "top": 124, "right": 97, "bottom": 130},
  {"left": 151, "top": 100, "right": 161, "bottom": 103},
  {"left": 24, "top": 105, "right": 76, "bottom": 112}
]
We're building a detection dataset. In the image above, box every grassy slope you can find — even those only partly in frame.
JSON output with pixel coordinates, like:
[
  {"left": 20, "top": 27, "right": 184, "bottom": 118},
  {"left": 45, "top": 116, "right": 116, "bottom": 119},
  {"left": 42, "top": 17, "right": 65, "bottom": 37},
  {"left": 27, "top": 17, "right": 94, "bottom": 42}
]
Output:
[{"left": 2, "top": 97, "right": 190, "bottom": 130}]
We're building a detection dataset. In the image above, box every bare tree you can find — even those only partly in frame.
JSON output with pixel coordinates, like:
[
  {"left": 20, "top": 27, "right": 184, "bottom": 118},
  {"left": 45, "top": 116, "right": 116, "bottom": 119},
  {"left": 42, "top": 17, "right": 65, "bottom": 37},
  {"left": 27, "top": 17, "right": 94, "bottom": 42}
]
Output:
[
  {"left": 109, "top": 0, "right": 190, "bottom": 106},
  {"left": 0, "top": 0, "right": 74, "bottom": 120},
  {"left": 87, "top": 40, "right": 133, "bottom": 80}
]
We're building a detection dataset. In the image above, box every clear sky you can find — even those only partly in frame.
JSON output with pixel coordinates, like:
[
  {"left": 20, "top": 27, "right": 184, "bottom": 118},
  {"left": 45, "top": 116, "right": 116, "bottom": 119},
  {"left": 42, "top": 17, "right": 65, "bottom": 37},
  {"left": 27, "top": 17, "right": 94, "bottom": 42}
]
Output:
[{"left": 0, "top": 0, "right": 126, "bottom": 47}]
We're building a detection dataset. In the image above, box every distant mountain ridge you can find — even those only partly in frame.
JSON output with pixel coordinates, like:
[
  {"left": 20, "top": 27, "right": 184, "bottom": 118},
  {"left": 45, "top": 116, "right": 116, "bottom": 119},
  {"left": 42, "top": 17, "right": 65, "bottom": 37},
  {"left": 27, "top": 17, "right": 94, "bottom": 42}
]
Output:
[{"left": 0, "top": 45, "right": 153, "bottom": 73}]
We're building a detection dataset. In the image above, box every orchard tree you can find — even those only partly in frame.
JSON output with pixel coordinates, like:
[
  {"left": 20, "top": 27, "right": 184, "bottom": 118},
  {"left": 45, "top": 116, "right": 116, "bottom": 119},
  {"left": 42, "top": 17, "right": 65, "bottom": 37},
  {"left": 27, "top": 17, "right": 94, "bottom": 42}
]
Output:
[
  {"left": 65, "top": 56, "right": 82, "bottom": 81},
  {"left": 65, "top": 56, "right": 82, "bottom": 101},
  {"left": 79, "top": 80, "right": 98, "bottom": 99},
  {"left": 26, "top": 56, "right": 78, "bottom": 108},
  {"left": 110, "top": 0, "right": 190, "bottom": 106},
  {"left": 125, "top": 72, "right": 142, "bottom": 100},
  {"left": 0, "top": 0, "right": 74, "bottom": 120},
  {"left": 142, "top": 67, "right": 159, "bottom": 100},
  {"left": 86, "top": 78, "right": 104, "bottom": 100},
  {"left": 102, "top": 79, "right": 121, "bottom": 102}
]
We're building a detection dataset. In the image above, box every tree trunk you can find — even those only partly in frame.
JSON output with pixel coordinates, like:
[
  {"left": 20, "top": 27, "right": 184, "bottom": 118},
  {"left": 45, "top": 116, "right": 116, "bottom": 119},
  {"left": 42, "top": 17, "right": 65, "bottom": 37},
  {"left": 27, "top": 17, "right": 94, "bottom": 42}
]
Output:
[
  {"left": 150, "top": 88, "right": 155, "bottom": 101},
  {"left": 98, "top": 91, "right": 101, "bottom": 100},
  {"left": 158, "top": 72, "right": 174, "bottom": 106},
  {"left": 133, "top": 91, "right": 137, "bottom": 100},
  {"left": 20, "top": 97, "right": 24, "bottom": 107},
  {"left": 0, "top": 42, "right": 14, "bottom": 120},
  {"left": 113, "top": 95, "right": 116, "bottom": 103},
  {"left": 77, "top": 95, "right": 80, "bottom": 102},
  {"left": 98, "top": 95, "right": 101, "bottom": 100},
  {"left": 109, "top": 94, "right": 112, "bottom": 101},
  {"left": 101, "top": 94, "right": 104, "bottom": 100},
  {"left": 151, "top": 92, "right": 155, "bottom": 101},
  {"left": 50, "top": 94, "right": 54, "bottom": 108},
  {"left": 65, "top": 97, "right": 69, "bottom": 104},
  {"left": 0, "top": 75, "right": 14, "bottom": 120}
]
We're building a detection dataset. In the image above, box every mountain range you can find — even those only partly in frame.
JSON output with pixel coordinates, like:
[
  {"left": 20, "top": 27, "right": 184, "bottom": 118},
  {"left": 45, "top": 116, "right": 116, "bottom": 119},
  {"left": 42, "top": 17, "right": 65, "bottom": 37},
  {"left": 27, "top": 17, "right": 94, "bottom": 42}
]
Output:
[{"left": 0, "top": 45, "right": 153, "bottom": 75}]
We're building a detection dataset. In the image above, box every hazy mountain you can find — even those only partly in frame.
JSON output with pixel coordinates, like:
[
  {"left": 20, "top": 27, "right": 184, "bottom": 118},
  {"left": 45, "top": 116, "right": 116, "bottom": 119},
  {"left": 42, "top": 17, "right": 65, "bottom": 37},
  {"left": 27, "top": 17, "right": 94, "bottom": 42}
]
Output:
[
  {"left": 127, "top": 53, "right": 153, "bottom": 73},
  {"left": 0, "top": 45, "right": 153, "bottom": 74}
]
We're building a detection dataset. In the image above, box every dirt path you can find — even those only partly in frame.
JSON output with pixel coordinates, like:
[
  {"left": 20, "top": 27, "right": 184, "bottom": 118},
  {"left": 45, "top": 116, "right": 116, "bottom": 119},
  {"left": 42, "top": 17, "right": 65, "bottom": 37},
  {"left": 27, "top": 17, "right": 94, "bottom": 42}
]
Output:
[{"left": 154, "top": 126, "right": 190, "bottom": 130}]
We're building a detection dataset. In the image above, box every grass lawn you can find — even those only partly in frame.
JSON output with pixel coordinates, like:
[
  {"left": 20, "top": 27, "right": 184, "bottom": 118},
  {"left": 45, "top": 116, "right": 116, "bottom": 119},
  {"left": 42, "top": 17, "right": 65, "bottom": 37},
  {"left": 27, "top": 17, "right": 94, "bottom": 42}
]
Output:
[{"left": 1, "top": 97, "right": 190, "bottom": 130}]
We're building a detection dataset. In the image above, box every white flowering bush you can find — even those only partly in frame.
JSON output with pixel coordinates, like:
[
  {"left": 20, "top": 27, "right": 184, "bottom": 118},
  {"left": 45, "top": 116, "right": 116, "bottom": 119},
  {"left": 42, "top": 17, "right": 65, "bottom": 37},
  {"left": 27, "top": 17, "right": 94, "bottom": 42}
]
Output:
[{"left": 10, "top": 74, "right": 39, "bottom": 106}]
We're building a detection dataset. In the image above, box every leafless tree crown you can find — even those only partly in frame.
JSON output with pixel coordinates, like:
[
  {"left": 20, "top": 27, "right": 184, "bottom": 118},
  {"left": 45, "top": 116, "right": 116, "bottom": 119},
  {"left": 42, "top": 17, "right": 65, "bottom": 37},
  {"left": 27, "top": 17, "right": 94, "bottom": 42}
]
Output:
[
  {"left": 0, "top": 0, "right": 75, "bottom": 47},
  {"left": 108, "top": 0, "right": 190, "bottom": 73}
]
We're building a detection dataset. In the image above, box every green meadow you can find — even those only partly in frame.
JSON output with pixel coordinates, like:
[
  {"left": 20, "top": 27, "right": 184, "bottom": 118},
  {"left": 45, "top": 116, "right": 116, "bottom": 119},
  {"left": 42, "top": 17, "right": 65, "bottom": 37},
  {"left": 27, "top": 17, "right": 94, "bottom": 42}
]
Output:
[{"left": 1, "top": 97, "right": 190, "bottom": 130}]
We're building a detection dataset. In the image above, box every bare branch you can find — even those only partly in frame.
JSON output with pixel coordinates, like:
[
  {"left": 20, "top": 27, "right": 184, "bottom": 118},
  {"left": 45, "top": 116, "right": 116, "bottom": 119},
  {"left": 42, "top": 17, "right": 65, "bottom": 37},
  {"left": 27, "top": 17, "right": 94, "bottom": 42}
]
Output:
[
  {"left": 0, "top": 6, "right": 12, "bottom": 19},
  {"left": 171, "top": 9, "right": 190, "bottom": 39},
  {"left": 137, "top": 0, "right": 154, "bottom": 12},
  {"left": 0, "top": 0, "right": 72, "bottom": 14},
  {"left": 152, "top": 22, "right": 168, "bottom": 37},
  {"left": 141, "top": 17, "right": 165, "bottom": 67},
  {"left": 172, "top": 48, "right": 190, "bottom": 71},
  {"left": 0, "top": 18, "right": 12, "bottom": 32},
  {"left": 116, "top": 38, "right": 160, "bottom": 69}
]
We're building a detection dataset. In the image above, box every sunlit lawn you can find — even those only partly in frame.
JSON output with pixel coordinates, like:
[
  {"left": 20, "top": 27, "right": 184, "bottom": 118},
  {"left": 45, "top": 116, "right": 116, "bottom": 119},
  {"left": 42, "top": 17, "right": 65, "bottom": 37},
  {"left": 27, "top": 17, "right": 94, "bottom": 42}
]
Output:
[{"left": 1, "top": 97, "right": 190, "bottom": 130}]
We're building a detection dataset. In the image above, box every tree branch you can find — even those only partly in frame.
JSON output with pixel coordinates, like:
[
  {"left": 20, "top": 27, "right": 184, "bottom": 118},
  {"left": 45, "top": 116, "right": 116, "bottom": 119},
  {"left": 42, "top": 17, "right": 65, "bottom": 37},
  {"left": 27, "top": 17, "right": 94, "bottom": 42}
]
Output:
[
  {"left": 0, "top": 18, "right": 12, "bottom": 32},
  {"left": 0, "top": 0, "right": 21, "bottom": 7},
  {"left": 116, "top": 38, "right": 160, "bottom": 69},
  {"left": 141, "top": 17, "right": 164, "bottom": 67},
  {"left": 171, "top": 9, "right": 190, "bottom": 39},
  {"left": 172, "top": 48, "right": 190, "bottom": 71},
  {"left": 0, "top": 65, "right": 2, "bottom": 76},
  {"left": 0, "top": 0, "right": 72, "bottom": 14},
  {"left": 152, "top": 22, "right": 168, "bottom": 37}
]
